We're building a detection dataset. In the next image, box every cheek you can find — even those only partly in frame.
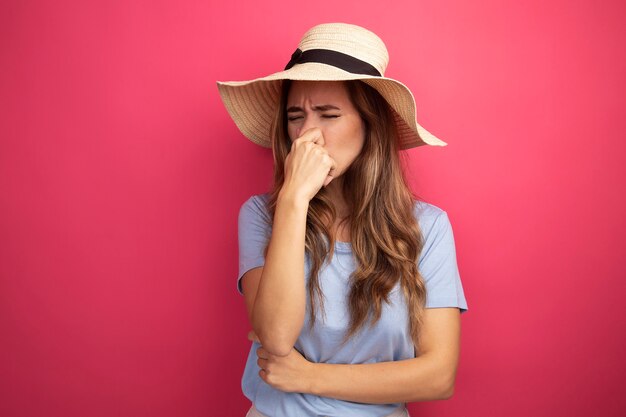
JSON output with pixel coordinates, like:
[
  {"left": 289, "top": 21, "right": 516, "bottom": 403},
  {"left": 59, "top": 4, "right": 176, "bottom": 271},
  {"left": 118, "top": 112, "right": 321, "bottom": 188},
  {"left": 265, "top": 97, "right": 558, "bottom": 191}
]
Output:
[
  {"left": 330, "top": 124, "right": 365, "bottom": 164},
  {"left": 286, "top": 125, "right": 296, "bottom": 141},
  {"left": 346, "top": 120, "right": 366, "bottom": 152}
]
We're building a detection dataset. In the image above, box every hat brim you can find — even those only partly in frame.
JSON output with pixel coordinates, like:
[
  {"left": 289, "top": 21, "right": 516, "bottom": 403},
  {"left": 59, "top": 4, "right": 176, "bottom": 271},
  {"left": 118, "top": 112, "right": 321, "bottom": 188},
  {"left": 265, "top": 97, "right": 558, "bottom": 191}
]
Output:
[{"left": 216, "top": 62, "right": 447, "bottom": 150}]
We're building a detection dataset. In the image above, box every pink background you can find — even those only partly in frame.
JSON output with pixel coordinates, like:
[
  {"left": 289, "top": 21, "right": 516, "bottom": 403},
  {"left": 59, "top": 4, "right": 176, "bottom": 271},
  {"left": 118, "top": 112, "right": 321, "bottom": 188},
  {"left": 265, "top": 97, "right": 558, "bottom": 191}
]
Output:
[{"left": 1, "top": 0, "right": 625, "bottom": 416}]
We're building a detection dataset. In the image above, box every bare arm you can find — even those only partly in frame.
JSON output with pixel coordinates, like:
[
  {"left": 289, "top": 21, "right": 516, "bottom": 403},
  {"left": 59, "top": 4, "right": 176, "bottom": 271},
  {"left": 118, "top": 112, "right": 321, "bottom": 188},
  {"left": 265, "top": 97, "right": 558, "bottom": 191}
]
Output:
[
  {"left": 252, "top": 308, "right": 462, "bottom": 400},
  {"left": 242, "top": 189, "right": 310, "bottom": 357},
  {"left": 241, "top": 128, "right": 336, "bottom": 357},
  {"left": 305, "top": 308, "right": 461, "bottom": 403}
]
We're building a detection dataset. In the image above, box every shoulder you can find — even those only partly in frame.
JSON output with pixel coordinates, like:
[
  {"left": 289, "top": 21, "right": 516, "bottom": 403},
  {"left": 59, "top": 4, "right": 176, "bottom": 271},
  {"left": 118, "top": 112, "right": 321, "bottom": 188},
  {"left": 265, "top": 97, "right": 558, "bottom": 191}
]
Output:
[
  {"left": 241, "top": 192, "right": 271, "bottom": 210},
  {"left": 413, "top": 199, "right": 456, "bottom": 248},
  {"left": 413, "top": 200, "right": 448, "bottom": 229},
  {"left": 239, "top": 192, "right": 272, "bottom": 224}
]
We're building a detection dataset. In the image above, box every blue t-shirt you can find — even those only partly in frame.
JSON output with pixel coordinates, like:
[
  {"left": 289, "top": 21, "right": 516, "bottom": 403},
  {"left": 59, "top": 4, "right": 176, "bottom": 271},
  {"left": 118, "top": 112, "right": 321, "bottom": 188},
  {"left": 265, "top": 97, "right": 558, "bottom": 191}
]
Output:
[{"left": 237, "top": 193, "right": 468, "bottom": 417}]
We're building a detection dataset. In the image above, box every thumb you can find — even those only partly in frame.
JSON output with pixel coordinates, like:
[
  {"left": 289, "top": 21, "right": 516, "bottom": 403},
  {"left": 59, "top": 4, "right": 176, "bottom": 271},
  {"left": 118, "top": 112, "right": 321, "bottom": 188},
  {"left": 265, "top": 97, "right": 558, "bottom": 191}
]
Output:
[{"left": 322, "top": 161, "right": 336, "bottom": 188}]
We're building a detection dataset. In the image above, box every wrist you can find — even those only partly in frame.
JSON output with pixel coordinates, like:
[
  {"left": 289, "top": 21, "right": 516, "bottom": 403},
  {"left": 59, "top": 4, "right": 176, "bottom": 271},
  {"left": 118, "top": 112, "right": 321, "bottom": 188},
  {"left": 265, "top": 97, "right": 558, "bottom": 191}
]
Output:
[
  {"left": 303, "top": 362, "right": 325, "bottom": 396},
  {"left": 278, "top": 187, "right": 310, "bottom": 209}
]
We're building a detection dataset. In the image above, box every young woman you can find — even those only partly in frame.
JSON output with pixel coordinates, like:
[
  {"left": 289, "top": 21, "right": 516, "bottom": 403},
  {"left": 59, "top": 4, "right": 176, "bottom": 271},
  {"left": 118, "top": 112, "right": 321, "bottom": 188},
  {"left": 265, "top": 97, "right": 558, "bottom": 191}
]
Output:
[{"left": 217, "top": 22, "right": 469, "bottom": 417}]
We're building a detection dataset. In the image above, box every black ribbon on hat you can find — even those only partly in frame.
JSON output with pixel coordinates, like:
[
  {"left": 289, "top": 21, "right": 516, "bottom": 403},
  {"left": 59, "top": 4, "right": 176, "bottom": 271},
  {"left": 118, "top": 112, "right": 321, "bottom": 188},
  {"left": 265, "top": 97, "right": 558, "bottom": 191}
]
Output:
[{"left": 284, "top": 48, "right": 382, "bottom": 77}]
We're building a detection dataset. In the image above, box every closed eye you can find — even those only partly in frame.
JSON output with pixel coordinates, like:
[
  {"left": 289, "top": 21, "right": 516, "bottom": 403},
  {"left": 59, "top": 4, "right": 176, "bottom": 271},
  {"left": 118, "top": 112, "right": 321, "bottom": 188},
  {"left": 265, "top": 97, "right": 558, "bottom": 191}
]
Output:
[{"left": 288, "top": 115, "right": 339, "bottom": 121}]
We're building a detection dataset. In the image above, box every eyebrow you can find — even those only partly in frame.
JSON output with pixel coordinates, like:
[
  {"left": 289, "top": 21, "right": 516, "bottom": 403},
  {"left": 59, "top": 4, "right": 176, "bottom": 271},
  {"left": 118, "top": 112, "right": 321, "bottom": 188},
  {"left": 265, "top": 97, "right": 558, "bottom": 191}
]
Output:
[{"left": 286, "top": 104, "right": 341, "bottom": 113}]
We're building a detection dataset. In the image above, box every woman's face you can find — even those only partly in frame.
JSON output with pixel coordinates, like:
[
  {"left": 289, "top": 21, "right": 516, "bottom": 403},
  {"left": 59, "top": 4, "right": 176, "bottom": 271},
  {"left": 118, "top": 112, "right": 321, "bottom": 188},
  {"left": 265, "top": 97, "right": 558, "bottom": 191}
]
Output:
[{"left": 286, "top": 81, "right": 366, "bottom": 180}]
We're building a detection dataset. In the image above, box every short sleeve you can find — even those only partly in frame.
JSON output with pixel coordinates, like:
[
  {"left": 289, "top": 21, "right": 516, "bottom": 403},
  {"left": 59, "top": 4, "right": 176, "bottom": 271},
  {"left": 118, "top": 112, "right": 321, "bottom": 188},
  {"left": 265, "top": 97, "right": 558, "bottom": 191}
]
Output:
[
  {"left": 237, "top": 195, "right": 272, "bottom": 295},
  {"left": 418, "top": 210, "right": 469, "bottom": 314}
]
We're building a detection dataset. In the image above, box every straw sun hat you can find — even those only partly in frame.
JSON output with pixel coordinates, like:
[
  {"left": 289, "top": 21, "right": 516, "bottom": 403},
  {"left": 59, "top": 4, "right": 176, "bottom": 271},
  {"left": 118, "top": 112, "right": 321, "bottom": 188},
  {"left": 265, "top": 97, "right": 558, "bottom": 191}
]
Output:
[{"left": 216, "top": 22, "right": 447, "bottom": 150}]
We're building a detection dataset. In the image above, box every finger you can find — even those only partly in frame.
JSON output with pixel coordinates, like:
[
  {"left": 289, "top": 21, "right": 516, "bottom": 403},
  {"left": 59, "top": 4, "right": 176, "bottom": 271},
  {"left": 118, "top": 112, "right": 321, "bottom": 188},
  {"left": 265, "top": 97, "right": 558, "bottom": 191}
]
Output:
[
  {"left": 256, "top": 347, "right": 266, "bottom": 359},
  {"left": 247, "top": 330, "right": 260, "bottom": 342},
  {"left": 298, "top": 127, "right": 325, "bottom": 146},
  {"left": 320, "top": 152, "right": 336, "bottom": 170},
  {"left": 324, "top": 156, "right": 337, "bottom": 178}
]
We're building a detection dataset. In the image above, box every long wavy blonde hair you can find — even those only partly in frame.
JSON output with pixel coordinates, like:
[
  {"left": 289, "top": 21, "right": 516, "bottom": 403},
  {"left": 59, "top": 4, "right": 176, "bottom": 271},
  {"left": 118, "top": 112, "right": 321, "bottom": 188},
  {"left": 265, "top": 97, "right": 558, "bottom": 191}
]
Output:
[{"left": 262, "top": 79, "right": 428, "bottom": 353}]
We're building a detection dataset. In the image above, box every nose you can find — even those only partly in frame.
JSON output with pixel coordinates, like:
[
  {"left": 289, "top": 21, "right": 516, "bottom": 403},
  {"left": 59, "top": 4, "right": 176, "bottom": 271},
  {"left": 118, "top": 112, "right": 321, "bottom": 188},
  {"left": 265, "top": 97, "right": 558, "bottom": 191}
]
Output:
[{"left": 296, "top": 114, "right": 318, "bottom": 139}]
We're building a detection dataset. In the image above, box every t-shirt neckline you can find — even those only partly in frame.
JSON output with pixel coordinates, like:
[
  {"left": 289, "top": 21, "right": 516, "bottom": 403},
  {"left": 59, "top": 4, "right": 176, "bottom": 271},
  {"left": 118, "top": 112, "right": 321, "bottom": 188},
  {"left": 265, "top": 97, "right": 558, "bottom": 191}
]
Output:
[{"left": 334, "top": 241, "right": 352, "bottom": 252}]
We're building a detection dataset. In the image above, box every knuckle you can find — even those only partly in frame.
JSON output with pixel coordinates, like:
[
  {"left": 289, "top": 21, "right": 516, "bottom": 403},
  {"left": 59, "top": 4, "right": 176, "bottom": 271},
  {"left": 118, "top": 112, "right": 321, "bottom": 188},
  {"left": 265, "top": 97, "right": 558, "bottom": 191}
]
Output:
[{"left": 296, "top": 139, "right": 308, "bottom": 148}]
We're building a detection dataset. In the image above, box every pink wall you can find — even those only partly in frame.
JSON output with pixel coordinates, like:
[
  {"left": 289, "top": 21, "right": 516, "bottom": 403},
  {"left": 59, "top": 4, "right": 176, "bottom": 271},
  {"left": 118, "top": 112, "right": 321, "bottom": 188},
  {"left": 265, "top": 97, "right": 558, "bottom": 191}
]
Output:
[{"left": 1, "top": 1, "right": 625, "bottom": 416}]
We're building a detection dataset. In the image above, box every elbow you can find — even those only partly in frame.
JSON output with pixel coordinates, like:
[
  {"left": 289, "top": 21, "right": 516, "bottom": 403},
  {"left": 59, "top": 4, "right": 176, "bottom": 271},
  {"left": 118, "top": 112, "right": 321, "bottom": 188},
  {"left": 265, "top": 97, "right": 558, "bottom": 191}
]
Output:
[
  {"left": 252, "top": 317, "right": 302, "bottom": 357},
  {"left": 421, "top": 359, "right": 457, "bottom": 401},
  {"left": 438, "top": 381, "right": 455, "bottom": 400},
  {"left": 261, "top": 341, "right": 293, "bottom": 357},
  {"left": 411, "top": 375, "right": 455, "bottom": 402},
  {"left": 436, "top": 371, "right": 456, "bottom": 400},
  {"left": 255, "top": 329, "right": 296, "bottom": 357}
]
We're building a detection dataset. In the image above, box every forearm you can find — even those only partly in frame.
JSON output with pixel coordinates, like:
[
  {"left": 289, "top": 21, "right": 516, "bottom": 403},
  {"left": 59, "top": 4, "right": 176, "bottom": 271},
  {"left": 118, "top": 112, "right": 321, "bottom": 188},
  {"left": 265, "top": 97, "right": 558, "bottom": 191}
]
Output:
[
  {"left": 252, "top": 189, "right": 309, "bottom": 356},
  {"left": 307, "top": 354, "right": 454, "bottom": 404}
]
